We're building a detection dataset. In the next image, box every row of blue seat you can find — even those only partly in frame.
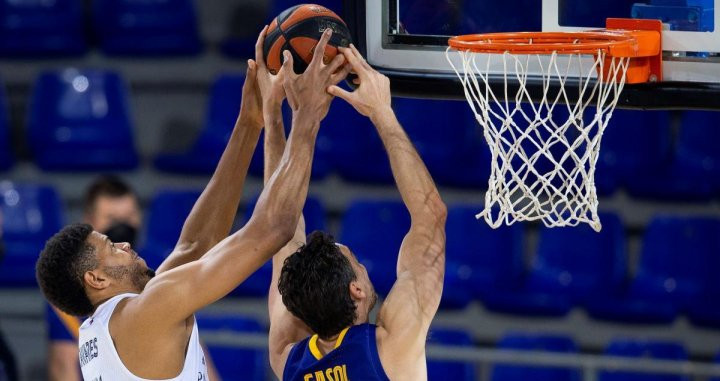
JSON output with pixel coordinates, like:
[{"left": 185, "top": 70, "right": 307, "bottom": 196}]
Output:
[
  {"left": 196, "top": 314, "right": 711, "bottom": 381},
  {"left": 3, "top": 69, "right": 720, "bottom": 199},
  {"left": 0, "top": 0, "right": 342, "bottom": 58},
  {"left": 3, "top": 183, "right": 720, "bottom": 327},
  {"left": 401, "top": 0, "right": 714, "bottom": 35}
]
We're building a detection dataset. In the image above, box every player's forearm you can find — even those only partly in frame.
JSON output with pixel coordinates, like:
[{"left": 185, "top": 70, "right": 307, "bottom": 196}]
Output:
[
  {"left": 371, "top": 108, "right": 445, "bottom": 220},
  {"left": 161, "top": 118, "right": 262, "bottom": 271},
  {"left": 263, "top": 102, "right": 287, "bottom": 185},
  {"left": 251, "top": 111, "right": 319, "bottom": 245}
]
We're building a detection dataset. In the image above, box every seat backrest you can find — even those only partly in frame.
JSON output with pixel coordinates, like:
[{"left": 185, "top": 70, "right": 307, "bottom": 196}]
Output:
[
  {"left": 144, "top": 190, "right": 201, "bottom": 249},
  {"left": 636, "top": 216, "right": 720, "bottom": 300},
  {"left": 677, "top": 111, "right": 720, "bottom": 165},
  {"left": 599, "top": 110, "right": 673, "bottom": 174},
  {"left": 0, "top": 79, "right": 13, "bottom": 169},
  {"left": 0, "top": 182, "right": 63, "bottom": 244},
  {"left": 195, "top": 313, "right": 267, "bottom": 381},
  {"left": 93, "top": 0, "right": 198, "bottom": 30},
  {"left": 532, "top": 213, "right": 626, "bottom": 294},
  {"left": 600, "top": 339, "right": 689, "bottom": 381},
  {"left": 0, "top": 0, "right": 83, "bottom": 25},
  {"left": 492, "top": 333, "right": 580, "bottom": 381},
  {"left": 427, "top": 328, "right": 476, "bottom": 381},
  {"left": 201, "top": 74, "right": 246, "bottom": 151},
  {"left": 340, "top": 199, "right": 410, "bottom": 294},
  {"left": 28, "top": 69, "right": 134, "bottom": 149},
  {"left": 446, "top": 204, "right": 524, "bottom": 289},
  {"left": 242, "top": 195, "right": 326, "bottom": 234}
]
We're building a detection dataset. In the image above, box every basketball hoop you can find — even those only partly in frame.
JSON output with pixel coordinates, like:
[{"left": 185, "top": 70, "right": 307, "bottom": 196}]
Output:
[{"left": 446, "top": 19, "right": 662, "bottom": 232}]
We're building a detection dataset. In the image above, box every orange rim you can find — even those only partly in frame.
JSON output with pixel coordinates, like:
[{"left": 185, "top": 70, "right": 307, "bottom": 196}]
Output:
[{"left": 449, "top": 31, "right": 642, "bottom": 56}]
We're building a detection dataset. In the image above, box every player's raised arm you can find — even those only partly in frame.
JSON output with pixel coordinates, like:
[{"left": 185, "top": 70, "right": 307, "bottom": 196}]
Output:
[
  {"left": 254, "top": 28, "right": 351, "bottom": 377},
  {"left": 329, "top": 45, "right": 447, "bottom": 376},
  {"left": 154, "top": 61, "right": 264, "bottom": 275},
  {"left": 123, "top": 28, "right": 345, "bottom": 329}
]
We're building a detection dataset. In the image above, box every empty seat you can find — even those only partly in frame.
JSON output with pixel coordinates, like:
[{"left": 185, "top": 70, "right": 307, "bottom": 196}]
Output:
[
  {"left": 156, "top": 74, "right": 330, "bottom": 179},
  {"left": 588, "top": 216, "right": 720, "bottom": 324},
  {"left": 597, "top": 110, "right": 673, "bottom": 196},
  {"left": 326, "top": 89, "right": 392, "bottom": 183},
  {"left": 444, "top": 204, "right": 524, "bottom": 309},
  {"left": 393, "top": 98, "right": 490, "bottom": 188},
  {"left": 140, "top": 190, "right": 201, "bottom": 270},
  {"left": 195, "top": 313, "right": 268, "bottom": 381},
  {"left": 27, "top": 69, "right": 139, "bottom": 171},
  {"left": 340, "top": 199, "right": 410, "bottom": 296},
  {"left": 599, "top": 339, "right": 689, "bottom": 381},
  {"left": 0, "top": 183, "right": 63, "bottom": 287},
  {"left": 92, "top": 0, "right": 201, "bottom": 56},
  {"left": 461, "top": 0, "right": 542, "bottom": 34},
  {"left": 232, "top": 196, "right": 326, "bottom": 298},
  {"left": 427, "top": 328, "right": 476, "bottom": 381},
  {"left": 0, "top": 81, "right": 14, "bottom": 171},
  {"left": 0, "top": 0, "right": 87, "bottom": 57},
  {"left": 491, "top": 333, "right": 580, "bottom": 381},
  {"left": 559, "top": 0, "right": 637, "bottom": 27},
  {"left": 482, "top": 213, "right": 625, "bottom": 317}
]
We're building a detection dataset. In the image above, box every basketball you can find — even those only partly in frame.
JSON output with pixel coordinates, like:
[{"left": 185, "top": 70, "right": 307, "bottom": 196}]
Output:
[{"left": 262, "top": 4, "right": 352, "bottom": 74}]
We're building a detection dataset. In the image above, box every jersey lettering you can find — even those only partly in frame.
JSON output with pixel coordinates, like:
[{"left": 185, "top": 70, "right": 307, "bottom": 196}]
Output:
[
  {"left": 79, "top": 337, "right": 99, "bottom": 367},
  {"left": 303, "top": 365, "right": 348, "bottom": 381}
]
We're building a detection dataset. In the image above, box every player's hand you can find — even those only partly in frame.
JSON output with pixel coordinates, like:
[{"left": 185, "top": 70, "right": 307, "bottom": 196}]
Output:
[
  {"left": 328, "top": 44, "right": 392, "bottom": 120},
  {"left": 282, "top": 29, "right": 352, "bottom": 120},
  {"left": 255, "top": 25, "right": 286, "bottom": 109},
  {"left": 238, "top": 59, "right": 264, "bottom": 130}
]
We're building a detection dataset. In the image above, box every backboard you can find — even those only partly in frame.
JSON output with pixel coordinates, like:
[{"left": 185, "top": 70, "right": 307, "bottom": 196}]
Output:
[{"left": 344, "top": 0, "right": 720, "bottom": 109}]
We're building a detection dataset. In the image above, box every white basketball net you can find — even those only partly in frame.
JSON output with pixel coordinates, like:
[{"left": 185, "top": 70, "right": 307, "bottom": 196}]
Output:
[{"left": 447, "top": 48, "right": 630, "bottom": 232}]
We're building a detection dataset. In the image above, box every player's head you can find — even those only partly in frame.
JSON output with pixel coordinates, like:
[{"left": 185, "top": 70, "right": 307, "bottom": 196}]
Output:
[
  {"left": 36, "top": 223, "right": 155, "bottom": 317},
  {"left": 279, "top": 231, "right": 376, "bottom": 340},
  {"left": 83, "top": 175, "right": 141, "bottom": 246}
]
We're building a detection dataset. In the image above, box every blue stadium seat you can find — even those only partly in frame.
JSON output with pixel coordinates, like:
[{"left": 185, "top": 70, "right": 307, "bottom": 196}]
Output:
[
  {"left": 482, "top": 213, "right": 625, "bottom": 317},
  {"left": 156, "top": 74, "right": 331, "bottom": 179},
  {"left": 674, "top": 111, "right": 720, "bottom": 194},
  {"left": 632, "top": 0, "right": 714, "bottom": 31},
  {"left": 195, "top": 313, "right": 268, "bottom": 381},
  {"left": 340, "top": 199, "right": 410, "bottom": 296},
  {"left": 326, "top": 88, "right": 391, "bottom": 183},
  {"left": 92, "top": 0, "right": 201, "bottom": 56},
  {"left": 682, "top": 216, "right": 720, "bottom": 328},
  {"left": 231, "top": 196, "right": 326, "bottom": 298},
  {"left": 599, "top": 339, "right": 689, "bottom": 381},
  {"left": 588, "top": 216, "right": 720, "bottom": 324},
  {"left": 0, "top": 81, "right": 14, "bottom": 171},
  {"left": 27, "top": 69, "right": 139, "bottom": 171},
  {"left": 427, "top": 328, "right": 476, "bottom": 381},
  {"left": 559, "top": 0, "right": 637, "bottom": 27},
  {"left": 596, "top": 110, "right": 672, "bottom": 196},
  {"left": 461, "top": 0, "right": 541, "bottom": 34},
  {"left": 0, "top": 0, "right": 87, "bottom": 57},
  {"left": 444, "top": 204, "right": 524, "bottom": 309},
  {"left": 624, "top": 111, "right": 720, "bottom": 200},
  {"left": 0, "top": 183, "right": 63, "bottom": 287},
  {"left": 393, "top": 98, "right": 490, "bottom": 188},
  {"left": 140, "top": 190, "right": 201, "bottom": 270},
  {"left": 491, "top": 333, "right": 580, "bottom": 381}
]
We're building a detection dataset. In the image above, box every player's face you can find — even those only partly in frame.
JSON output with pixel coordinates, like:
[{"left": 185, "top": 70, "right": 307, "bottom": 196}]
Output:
[
  {"left": 337, "top": 243, "right": 377, "bottom": 315},
  {"left": 89, "top": 231, "right": 155, "bottom": 291}
]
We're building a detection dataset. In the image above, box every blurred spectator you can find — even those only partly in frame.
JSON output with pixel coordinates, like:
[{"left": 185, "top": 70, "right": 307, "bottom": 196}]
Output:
[
  {"left": 45, "top": 175, "right": 221, "bottom": 380},
  {"left": 0, "top": 211, "right": 19, "bottom": 381}
]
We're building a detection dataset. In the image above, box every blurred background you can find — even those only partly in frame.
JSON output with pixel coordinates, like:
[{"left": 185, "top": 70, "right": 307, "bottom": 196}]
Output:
[{"left": 1, "top": 0, "right": 720, "bottom": 380}]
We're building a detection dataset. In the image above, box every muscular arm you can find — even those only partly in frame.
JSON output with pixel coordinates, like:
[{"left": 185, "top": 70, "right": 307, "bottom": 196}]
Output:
[
  {"left": 263, "top": 78, "right": 313, "bottom": 378},
  {"left": 329, "top": 45, "right": 447, "bottom": 377},
  {"left": 155, "top": 64, "right": 263, "bottom": 275}
]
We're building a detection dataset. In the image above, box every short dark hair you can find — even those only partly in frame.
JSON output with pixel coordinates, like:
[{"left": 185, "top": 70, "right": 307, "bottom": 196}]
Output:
[
  {"left": 83, "top": 175, "right": 134, "bottom": 214},
  {"left": 279, "top": 231, "right": 357, "bottom": 340},
  {"left": 36, "top": 224, "right": 97, "bottom": 316}
]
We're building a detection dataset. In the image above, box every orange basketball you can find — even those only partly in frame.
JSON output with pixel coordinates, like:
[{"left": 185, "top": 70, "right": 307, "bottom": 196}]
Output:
[{"left": 263, "top": 4, "right": 352, "bottom": 74}]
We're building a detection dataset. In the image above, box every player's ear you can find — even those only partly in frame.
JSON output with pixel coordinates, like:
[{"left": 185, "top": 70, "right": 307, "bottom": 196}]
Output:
[
  {"left": 348, "top": 281, "right": 366, "bottom": 301},
  {"left": 84, "top": 269, "right": 110, "bottom": 291}
]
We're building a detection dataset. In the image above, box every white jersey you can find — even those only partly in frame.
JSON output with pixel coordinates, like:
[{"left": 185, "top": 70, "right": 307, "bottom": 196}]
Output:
[{"left": 78, "top": 293, "right": 209, "bottom": 381}]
